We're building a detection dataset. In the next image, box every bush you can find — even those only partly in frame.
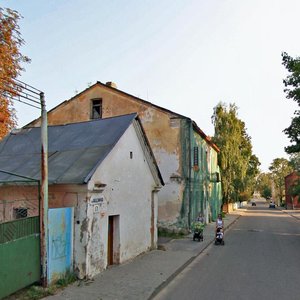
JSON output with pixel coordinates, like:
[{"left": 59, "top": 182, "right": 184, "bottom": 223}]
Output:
[{"left": 191, "top": 222, "right": 205, "bottom": 231}]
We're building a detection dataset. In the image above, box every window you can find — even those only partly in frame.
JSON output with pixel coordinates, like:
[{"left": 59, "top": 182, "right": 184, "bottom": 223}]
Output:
[
  {"left": 193, "top": 146, "right": 199, "bottom": 166},
  {"left": 91, "top": 98, "right": 102, "bottom": 119},
  {"left": 14, "top": 207, "right": 28, "bottom": 219}
]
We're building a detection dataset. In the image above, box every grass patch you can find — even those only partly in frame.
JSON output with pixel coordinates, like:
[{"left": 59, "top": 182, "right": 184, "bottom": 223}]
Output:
[
  {"left": 158, "top": 228, "right": 186, "bottom": 239},
  {"left": 55, "top": 271, "right": 77, "bottom": 287},
  {"left": 24, "top": 285, "right": 56, "bottom": 300},
  {"left": 4, "top": 272, "right": 77, "bottom": 300}
]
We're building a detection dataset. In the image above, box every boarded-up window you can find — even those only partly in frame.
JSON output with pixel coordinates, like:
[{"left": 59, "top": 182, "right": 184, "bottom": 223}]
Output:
[{"left": 91, "top": 99, "right": 102, "bottom": 119}]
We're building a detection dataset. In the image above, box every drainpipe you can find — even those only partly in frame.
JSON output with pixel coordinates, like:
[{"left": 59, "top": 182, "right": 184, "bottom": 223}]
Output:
[
  {"left": 40, "top": 92, "right": 48, "bottom": 287},
  {"left": 188, "top": 119, "right": 192, "bottom": 228}
]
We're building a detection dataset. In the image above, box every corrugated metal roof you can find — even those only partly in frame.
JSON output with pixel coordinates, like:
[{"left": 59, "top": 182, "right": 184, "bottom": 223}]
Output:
[{"left": 0, "top": 113, "right": 137, "bottom": 184}]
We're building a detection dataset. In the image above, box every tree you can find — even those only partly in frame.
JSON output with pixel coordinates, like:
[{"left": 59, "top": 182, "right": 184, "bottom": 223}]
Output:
[
  {"left": 0, "top": 7, "right": 30, "bottom": 139},
  {"left": 287, "top": 154, "right": 300, "bottom": 200},
  {"left": 282, "top": 52, "right": 300, "bottom": 154},
  {"left": 262, "top": 186, "right": 272, "bottom": 200},
  {"left": 211, "top": 103, "right": 260, "bottom": 204},
  {"left": 269, "top": 158, "right": 293, "bottom": 204},
  {"left": 289, "top": 152, "right": 300, "bottom": 172},
  {"left": 256, "top": 172, "right": 272, "bottom": 199},
  {"left": 242, "top": 154, "right": 260, "bottom": 200}
]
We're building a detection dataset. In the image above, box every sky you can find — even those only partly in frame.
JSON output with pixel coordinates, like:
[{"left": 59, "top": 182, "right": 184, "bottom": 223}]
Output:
[{"left": 1, "top": 0, "right": 299, "bottom": 172}]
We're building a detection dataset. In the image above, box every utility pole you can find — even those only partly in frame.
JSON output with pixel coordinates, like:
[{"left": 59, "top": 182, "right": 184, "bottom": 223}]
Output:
[
  {"left": 40, "top": 91, "right": 48, "bottom": 286},
  {"left": 2, "top": 79, "right": 48, "bottom": 286}
]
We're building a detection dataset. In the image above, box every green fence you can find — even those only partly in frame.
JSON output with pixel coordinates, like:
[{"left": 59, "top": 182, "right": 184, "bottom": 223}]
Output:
[{"left": 0, "top": 217, "right": 40, "bottom": 299}]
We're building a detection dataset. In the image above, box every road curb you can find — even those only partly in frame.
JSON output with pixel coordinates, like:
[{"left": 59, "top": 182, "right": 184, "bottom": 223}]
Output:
[
  {"left": 277, "top": 207, "right": 300, "bottom": 221},
  {"left": 148, "top": 214, "right": 241, "bottom": 299}
]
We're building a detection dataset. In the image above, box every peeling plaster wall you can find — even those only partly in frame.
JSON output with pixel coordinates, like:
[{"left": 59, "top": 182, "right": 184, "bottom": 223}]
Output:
[
  {"left": 84, "top": 123, "right": 159, "bottom": 277},
  {"left": 30, "top": 85, "right": 185, "bottom": 229}
]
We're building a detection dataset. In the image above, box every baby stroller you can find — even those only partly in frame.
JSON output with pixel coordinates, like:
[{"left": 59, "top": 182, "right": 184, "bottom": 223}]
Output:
[
  {"left": 192, "top": 221, "right": 204, "bottom": 242},
  {"left": 215, "top": 228, "right": 224, "bottom": 245}
]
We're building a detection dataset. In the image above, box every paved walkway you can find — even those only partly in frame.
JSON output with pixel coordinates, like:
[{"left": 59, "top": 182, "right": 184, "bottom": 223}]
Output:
[
  {"left": 277, "top": 207, "right": 300, "bottom": 220},
  {"left": 45, "top": 211, "right": 242, "bottom": 300}
]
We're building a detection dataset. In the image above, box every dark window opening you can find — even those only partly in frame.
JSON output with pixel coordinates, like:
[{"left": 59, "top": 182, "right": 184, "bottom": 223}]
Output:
[
  {"left": 14, "top": 207, "right": 28, "bottom": 219},
  {"left": 193, "top": 146, "right": 199, "bottom": 166},
  {"left": 91, "top": 99, "right": 102, "bottom": 119},
  {"left": 130, "top": 151, "right": 133, "bottom": 159}
]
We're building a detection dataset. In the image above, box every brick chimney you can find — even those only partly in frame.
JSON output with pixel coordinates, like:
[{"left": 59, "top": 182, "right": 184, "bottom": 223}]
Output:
[{"left": 106, "top": 81, "right": 117, "bottom": 89}]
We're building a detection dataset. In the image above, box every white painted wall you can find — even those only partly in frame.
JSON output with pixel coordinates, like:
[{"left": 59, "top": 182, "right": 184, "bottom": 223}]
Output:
[{"left": 80, "top": 122, "right": 160, "bottom": 278}]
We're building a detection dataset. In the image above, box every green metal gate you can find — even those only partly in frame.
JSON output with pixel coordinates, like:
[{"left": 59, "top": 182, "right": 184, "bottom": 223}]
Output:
[
  {"left": 0, "top": 217, "right": 40, "bottom": 299},
  {"left": 0, "top": 171, "right": 41, "bottom": 299}
]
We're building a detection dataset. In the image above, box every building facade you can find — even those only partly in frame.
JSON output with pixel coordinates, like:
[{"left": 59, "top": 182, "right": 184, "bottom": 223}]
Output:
[
  {"left": 285, "top": 171, "right": 300, "bottom": 209},
  {"left": 29, "top": 81, "right": 222, "bottom": 231},
  {"left": 0, "top": 114, "right": 163, "bottom": 279}
]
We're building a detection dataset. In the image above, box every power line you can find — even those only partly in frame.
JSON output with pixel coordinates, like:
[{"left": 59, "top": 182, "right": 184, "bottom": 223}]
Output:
[{"left": 1, "top": 78, "right": 42, "bottom": 110}]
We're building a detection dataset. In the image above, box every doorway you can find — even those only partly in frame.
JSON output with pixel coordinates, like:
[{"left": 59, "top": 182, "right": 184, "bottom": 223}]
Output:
[{"left": 107, "top": 215, "right": 120, "bottom": 266}]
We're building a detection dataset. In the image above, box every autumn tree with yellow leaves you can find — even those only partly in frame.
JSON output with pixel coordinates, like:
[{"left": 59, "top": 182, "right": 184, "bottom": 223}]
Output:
[{"left": 0, "top": 7, "right": 30, "bottom": 139}]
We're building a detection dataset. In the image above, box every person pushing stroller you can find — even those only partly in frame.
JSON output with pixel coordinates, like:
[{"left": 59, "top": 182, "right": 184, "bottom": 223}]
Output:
[
  {"left": 215, "top": 213, "right": 225, "bottom": 245},
  {"left": 192, "top": 213, "right": 205, "bottom": 242}
]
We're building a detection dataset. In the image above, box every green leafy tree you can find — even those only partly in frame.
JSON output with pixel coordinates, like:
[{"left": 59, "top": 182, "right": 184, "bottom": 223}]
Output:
[
  {"left": 0, "top": 7, "right": 30, "bottom": 139},
  {"left": 289, "top": 153, "right": 300, "bottom": 172},
  {"left": 212, "top": 103, "right": 260, "bottom": 204},
  {"left": 256, "top": 172, "right": 272, "bottom": 199},
  {"left": 288, "top": 154, "right": 300, "bottom": 201},
  {"left": 289, "top": 177, "right": 300, "bottom": 199},
  {"left": 269, "top": 158, "right": 293, "bottom": 204},
  {"left": 282, "top": 52, "right": 300, "bottom": 154},
  {"left": 242, "top": 154, "right": 261, "bottom": 200},
  {"left": 262, "top": 186, "right": 272, "bottom": 199}
]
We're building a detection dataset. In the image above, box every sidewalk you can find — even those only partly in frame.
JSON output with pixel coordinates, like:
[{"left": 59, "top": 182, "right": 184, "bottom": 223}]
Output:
[
  {"left": 44, "top": 211, "right": 242, "bottom": 300},
  {"left": 277, "top": 207, "right": 300, "bottom": 220}
]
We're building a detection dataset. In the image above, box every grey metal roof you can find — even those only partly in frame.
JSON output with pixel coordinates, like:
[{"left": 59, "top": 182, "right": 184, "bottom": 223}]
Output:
[{"left": 0, "top": 113, "right": 137, "bottom": 184}]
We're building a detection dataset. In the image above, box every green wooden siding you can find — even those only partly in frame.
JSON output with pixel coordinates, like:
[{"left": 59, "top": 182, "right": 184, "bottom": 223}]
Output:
[{"left": 0, "top": 217, "right": 40, "bottom": 299}]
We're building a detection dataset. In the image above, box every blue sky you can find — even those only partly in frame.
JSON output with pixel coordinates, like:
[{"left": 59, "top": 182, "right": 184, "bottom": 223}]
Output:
[{"left": 1, "top": 0, "right": 300, "bottom": 171}]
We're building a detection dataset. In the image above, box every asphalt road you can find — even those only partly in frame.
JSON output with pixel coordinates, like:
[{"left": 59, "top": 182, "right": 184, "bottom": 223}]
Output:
[{"left": 154, "top": 200, "right": 300, "bottom": 300}]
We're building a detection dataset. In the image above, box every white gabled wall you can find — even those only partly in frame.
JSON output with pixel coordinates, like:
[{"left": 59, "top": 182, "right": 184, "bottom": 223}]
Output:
[{"left": 81, "top": 122, "right": 159, "bottom": 277}]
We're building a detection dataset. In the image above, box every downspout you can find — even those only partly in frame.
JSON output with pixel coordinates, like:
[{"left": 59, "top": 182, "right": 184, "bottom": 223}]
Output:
[{"left": 188, "top": 118, "right": 192, "bottom": 228}]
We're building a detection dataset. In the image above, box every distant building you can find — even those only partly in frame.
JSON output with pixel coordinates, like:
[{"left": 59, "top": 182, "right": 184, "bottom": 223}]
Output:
[{"left": 285, "top": 171, "right": 300, "bottom": 209}]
